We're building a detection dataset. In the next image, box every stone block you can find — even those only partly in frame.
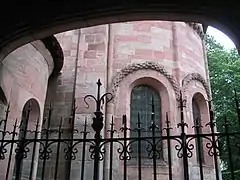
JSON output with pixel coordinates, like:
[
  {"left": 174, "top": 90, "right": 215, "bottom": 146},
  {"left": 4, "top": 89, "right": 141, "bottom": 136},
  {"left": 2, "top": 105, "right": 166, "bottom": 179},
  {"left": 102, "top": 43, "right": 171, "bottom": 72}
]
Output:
[
  {"left": 85, "top": 34, "right": 95, "bottom": 43},
  {"left": 55, "top": 92, "right": 65, "bottom": 102},
  {"left": 95, "top": 33, "right": 105, "bottom": 43},
  {"left": 65, "top": 91, "right": 73, "bottom": 102},
  {"left": 84, "top": 50, "right": 97, "bottom": 59},
  {"left": 63, "top": 50, "right": 70, "bottom": 57},
  {"left": 137, "top": 35, "right": 151, "bottom": 43},
  {"left": 133, "top": 23, "right": 151, "bottom": 32},
  {"left": 114, "top": 35, "right": 138, "bottom": 42},
  {"left": 114, "top": 23, "right": 134, "bottom": 36},
  {"left": 153, "top": 50, "right": 165, "bottom": 59},
  {"left": 70, "top": 50, "right": 77, "bottom": 57},
  {"left": 115, "top": 43, "right": 135, "bottom": 55},
  {"left": 88, "top": 42, "right": 105, "bottom": 51},
  {"left": 78, "top": 43, "right": 88, "bottom": 51},
  {"left": 135, "top": 49, "right": 153, "bottom": 58}
]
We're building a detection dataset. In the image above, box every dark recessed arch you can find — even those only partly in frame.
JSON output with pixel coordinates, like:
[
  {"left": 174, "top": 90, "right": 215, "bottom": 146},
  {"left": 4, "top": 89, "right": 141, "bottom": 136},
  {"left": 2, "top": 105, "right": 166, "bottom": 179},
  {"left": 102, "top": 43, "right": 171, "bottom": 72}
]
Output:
[
  {"left": 192, "top": 92, "right": 208, "bottom": 164},
  {"left": 130, "top": 84, "right": 162, "bottom": 158},
  {"left": 20, "top": 98, "right": 41, "bottom": 130},
  {"left": 0, "top": 87, "right": 7, "bottom": 105},
  {"left": 41, "top": 36, "right": 64, "bottom": 77}
]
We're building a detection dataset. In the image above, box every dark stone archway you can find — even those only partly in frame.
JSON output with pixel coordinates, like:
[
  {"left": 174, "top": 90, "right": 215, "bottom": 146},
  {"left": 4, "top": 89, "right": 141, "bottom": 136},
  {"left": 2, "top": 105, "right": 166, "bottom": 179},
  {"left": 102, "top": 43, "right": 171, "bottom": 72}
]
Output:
[{"left": 0, "top": 2, "right": 239, "bottom": 62}]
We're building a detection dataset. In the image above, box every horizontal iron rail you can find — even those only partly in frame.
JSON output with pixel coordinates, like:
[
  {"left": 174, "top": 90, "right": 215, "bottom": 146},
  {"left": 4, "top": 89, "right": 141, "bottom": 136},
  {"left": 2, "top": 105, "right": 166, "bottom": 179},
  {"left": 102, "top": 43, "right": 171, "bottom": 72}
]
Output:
[{"left": 1, "top": 131, "right": 240, "bottom": 143}]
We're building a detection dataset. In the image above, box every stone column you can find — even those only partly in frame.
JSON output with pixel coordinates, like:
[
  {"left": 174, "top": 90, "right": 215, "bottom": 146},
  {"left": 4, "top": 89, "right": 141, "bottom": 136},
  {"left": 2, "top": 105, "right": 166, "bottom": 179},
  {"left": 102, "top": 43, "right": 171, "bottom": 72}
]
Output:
[
  {"left": 171, "top": 22, "right": 185, "bottom": 180},
  {"left": 172, "top": 22, "right": 181, "bottom": 84},
  {"left": 201, "top": 38, "right": 212, "bottom": 97},
  {"left": 103, "top": 24, "right": 118, "bottom": 180}
]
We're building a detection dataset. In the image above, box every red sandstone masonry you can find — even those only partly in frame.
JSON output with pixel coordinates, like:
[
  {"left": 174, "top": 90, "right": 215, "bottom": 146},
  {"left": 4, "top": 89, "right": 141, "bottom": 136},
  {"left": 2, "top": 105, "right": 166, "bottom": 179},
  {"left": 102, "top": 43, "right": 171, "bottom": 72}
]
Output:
[
  {"left": 137, "top": 35, "right": 151, "bottom": 43},
  {"left": 133, "top": 22, "right": 151, "bottom": 32},
  {"left": 153, "top": 50, "right": 165, "bottom": 59},
  {"left": 135, "top": 49, "right": 153, "bottom": 57},
  {"left": 115, "top": 35, "right": 138, "bottom": 42},
  {"left": 38, "top": 21, "right": 211, "bottom": 180}
]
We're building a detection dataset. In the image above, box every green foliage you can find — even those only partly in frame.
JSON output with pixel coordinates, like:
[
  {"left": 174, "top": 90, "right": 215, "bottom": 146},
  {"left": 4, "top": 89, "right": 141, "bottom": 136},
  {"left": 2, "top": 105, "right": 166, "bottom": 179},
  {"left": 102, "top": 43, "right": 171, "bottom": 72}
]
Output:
[
  {"left": 206, "top": 34, "right": 240, "bottom": 174},
  {"left": 222, "top": 169, "right": 240, "bottom": 179}
]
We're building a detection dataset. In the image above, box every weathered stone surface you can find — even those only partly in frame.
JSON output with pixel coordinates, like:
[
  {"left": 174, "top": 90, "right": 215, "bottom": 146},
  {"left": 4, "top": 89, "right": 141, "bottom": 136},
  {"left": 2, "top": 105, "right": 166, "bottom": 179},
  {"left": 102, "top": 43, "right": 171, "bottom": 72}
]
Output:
[{"left": 0, "top": 21, "right": 214, "bottom": 180}]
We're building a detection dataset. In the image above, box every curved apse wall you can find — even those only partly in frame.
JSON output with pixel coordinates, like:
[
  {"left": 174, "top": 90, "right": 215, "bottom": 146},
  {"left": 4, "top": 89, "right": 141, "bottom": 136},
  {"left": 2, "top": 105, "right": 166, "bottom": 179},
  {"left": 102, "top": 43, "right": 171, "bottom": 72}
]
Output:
[{"left": 0, "top": 40, "right": 54, "bottom": 127}]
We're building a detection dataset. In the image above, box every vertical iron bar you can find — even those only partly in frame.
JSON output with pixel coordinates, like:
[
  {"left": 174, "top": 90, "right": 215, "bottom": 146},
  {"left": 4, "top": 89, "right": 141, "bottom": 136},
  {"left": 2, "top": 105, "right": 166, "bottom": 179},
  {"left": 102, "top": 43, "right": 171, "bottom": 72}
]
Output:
[
  {"left": 67, "top": 98, "right": 76, "bottom": 180},
  {"left": 207, "top": 101, "right": 220, "bottom": 180},
  {"left": 150, "top": 96, "right": 157, "bottom": 180},
  {"left": 178, "top": 91, "right": 189, "bottom": 180},
  {"left": 181, "top": 126, "right": 189, "bottom": 180},
  {"left": 84, "top": 79, "right": 113, "bottom": 180},
  {"left": 29, "top": 120, "right": 39, "bottom": 180},
  {"left": 195, "top": 118, "right": 204, "bottom": 180},
  {"left": 80, "top": 117, "right": 88, "bottom": 180},
  {"left": 108, "top": 116, "right": 114, "bottom": 180},
  {"left": 224, "top": 116, "right": 235, "bottom": 180},
  {"left": 66, "top": 28, "right": 81, "bottom": 180},
  {"left": 93, "top": 128, "right": 101, "bottom": 180},
  {"left": 15, "top": 103, "right": 31, "bottom": 180},
  {"left": 233, "top": 88, "right": 240, "bottom": 178},
  {"left": 1, "top": 104, "right": 10, "bottom": 148},
  {"left": 41, "top": 103, "right": 53, "bottom": 180},
  {"left": 54, "top": 118, "right": 63, "bottom": 180},
  {"left": 137, "top": 113, "right": 142, "bottom": 180},
  {"left": 234, "top": 89, "right": 240, "bottom": 128},
  {"left": 92, "top": 79, "right": 104, "bottom": 180},
  {"left": 1, "top": 104, "right": 10, "bottom": 179},
  {"left": 166, "top": 113, "right": 172, "bottom": 180},
  {"left": 122, "top": 115, "right": 127, "bottom": 180},
  {"left": 5, "top": 119, "right": 17, "bottom": 180}
]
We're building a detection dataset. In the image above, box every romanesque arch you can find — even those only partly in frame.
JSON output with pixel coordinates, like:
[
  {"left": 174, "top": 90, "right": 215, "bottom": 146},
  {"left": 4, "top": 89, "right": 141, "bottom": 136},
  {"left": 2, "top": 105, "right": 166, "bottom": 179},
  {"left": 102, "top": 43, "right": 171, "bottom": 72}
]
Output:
[
  {"left": 111, "top": 61, "right": 180, "bottom": 98},
  {"left": 13, "top": 98, "right": 41, "bottom": 180},
  {"left": 20, "top": 98, "right": 41, "bottom": 131},
  {"left": 182, "top": 73, "right": 211, "bottom": 99}
]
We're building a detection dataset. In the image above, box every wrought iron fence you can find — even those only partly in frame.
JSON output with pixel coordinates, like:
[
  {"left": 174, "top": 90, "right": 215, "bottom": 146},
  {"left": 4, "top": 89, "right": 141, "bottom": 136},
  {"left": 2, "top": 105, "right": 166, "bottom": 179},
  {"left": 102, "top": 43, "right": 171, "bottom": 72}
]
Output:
[{"left": 0, "top": 80, "right": 240, "bottom": 180}]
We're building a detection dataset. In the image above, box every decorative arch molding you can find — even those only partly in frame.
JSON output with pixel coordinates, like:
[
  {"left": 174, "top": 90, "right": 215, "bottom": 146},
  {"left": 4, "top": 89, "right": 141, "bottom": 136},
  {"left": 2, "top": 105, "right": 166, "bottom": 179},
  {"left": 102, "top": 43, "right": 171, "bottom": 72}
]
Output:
[
  {"left": 182, "top": 73, "right": 210, "bottom": 99},
  {"left": 111, "top": 61, "right": 180, "bottom": 97}
]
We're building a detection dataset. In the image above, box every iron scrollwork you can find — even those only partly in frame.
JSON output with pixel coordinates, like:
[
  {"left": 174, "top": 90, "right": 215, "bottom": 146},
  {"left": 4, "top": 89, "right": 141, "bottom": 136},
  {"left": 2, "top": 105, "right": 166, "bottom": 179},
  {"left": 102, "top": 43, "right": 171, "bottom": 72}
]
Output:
[{"left": 2, "top": 80, "right": 240, "bottom": 180}]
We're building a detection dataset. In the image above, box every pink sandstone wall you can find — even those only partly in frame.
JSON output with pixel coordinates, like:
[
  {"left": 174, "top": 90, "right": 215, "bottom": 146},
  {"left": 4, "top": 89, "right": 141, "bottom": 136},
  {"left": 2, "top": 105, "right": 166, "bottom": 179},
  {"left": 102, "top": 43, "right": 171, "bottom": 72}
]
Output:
[
  {"left": 174, "top": 22, "right": 207, "bottom": 80},
  {"left": 0, "top": 40, "right": 53, "bottom": 127},
  {"left": 45, "top": 30, "right": 81, "bottom": 127},
  {"left": 50, "top": 21, "right": 212, "bottom": 180},
  {"left": 44, "top": 26, "right": 108, "bottom": 180},
  {"left": 0, "top": 21, "right": 210, "bottom": 180},
  {"left": 112, "top": 21, "right": 174, "bottom": 74},
  {"left": 54, "top": 21, "right": 208, "bottom": 133},
  {"left": 50, "top": 26, "right": 108, "bottom": 124},
  {"left": 0, "top": 40, "right": 54, "bottom": 179}
]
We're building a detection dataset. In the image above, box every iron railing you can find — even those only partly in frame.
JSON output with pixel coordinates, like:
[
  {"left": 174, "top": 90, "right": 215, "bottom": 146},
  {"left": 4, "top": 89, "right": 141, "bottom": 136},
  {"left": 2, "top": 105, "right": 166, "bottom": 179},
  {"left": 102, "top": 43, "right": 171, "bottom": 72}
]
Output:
[{"left": 0, "top": 80, "right": 240, "bottom": 179}]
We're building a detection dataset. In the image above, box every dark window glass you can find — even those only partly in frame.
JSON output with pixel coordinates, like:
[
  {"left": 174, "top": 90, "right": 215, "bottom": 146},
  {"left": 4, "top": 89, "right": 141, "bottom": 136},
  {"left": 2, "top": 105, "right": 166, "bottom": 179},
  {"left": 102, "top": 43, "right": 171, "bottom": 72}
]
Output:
[
  {"left": 192, "top": 98, "right": 205, "bottom": 163},
  {"left": 130, "top": 85, "right": 161, "bottom": 158}
]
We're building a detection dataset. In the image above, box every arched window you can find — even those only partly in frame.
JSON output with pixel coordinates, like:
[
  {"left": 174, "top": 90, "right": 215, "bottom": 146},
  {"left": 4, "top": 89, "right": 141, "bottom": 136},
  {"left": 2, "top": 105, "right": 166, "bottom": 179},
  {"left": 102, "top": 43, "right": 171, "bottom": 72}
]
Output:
[
  {"left": 13, "top": 98, "right": 40, "bottom": 180},
  {"left": 192, "top": 97, "right": 205, "bottom": 163},
  {"left": 130, "top": 85, "right": 161, "bottom": 158}
]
